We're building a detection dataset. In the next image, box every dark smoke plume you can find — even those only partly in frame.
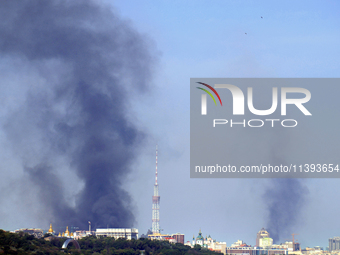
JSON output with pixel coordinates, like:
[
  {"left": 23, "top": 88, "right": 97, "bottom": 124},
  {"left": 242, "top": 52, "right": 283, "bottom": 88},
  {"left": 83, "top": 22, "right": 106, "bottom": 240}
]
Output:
[
  {"left": 258, "top": 116, "right": 309, "bottom": 243},
  {"left": 0, "top": 0, "right": 155, "bottom": 229},
  {"left": 264, "top": 179, "right": 308, "bottom": 243}
]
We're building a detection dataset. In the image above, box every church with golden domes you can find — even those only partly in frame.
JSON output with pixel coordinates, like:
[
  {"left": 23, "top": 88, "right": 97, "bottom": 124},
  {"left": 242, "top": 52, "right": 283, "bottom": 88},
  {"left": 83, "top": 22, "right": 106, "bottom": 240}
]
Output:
[
  {"left": 47, "top": 224, "right": 55, "bottom": 235},
  {"left": 47, "top": 224, "right": 74, "bottom": 238},
  {"left": 58, "top": 226, "right": 74, "bottom": 238}
]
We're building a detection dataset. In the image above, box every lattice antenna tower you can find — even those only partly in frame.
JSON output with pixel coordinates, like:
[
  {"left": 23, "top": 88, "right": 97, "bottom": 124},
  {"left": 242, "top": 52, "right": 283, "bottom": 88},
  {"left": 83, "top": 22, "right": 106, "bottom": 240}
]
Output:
[{"left": 151, "top": 145, "right": 160, "bottom": 233}]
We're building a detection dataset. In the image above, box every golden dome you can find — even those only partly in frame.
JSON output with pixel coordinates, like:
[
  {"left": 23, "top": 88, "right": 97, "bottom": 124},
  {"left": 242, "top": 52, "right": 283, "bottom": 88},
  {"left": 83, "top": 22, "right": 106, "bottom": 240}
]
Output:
[
  {"left": 48, "top": 223, "right": 53, "bottom": 233},
  {"left": 58, "top": 232, "right": 61, "bottom": 237},
  {"left": 65, "top": 226, "right": 70, "bottom": 235}
]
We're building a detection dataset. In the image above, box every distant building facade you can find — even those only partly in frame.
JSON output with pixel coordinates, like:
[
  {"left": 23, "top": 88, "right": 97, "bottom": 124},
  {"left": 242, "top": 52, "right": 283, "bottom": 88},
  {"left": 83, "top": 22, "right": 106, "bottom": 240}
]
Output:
[
  {"left": 148, "top": 233, "right": 171, "bottom": 240},
  {"left": 60, "top": 226, "right": 74, "bottom": 238},
  {"left": 148, "top": 232, "right": 184, "bottom": 244},
  {"left": 256, "top": 228, "right": 270, "bottom": 247},
  {"left": 301, "top": 247, "right": 338, "bottom": 255},
  {"left": 193, "top": 229, "right": 205, "bottom": 246},
  {"left": 231, "top": 240, "right": 247, "bottom": 248},
  {"left": 73, "top": 230, "right": 95, "bottom": 240},
  {"left": 189, "top": 229, "right": 226, "bottom": 254},
  {"left": 260, "top": 237, "right": 274, "bottom": 248},
  {"left": 14, "top": 228, "right": 43, "bottom": 238},
  {"left": 329, "top": 237, "right": 340, "bottom": 252},
  {"left": 227, "top": 246, "right": 288, "bottom": 255},
  {"left": 205, "top": 235, "right": 227, "bottom": 255},
  {"left": 172, "top": 233, "right": 185, "bottom": 244},
  {"left": 96, "top": 228, "right": 138, "bottom": 240}
]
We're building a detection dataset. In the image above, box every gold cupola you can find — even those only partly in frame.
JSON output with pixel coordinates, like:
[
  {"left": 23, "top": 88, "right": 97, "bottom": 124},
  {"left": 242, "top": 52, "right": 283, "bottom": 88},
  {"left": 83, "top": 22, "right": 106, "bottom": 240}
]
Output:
[
  {"left": 48, "top": 223, "right": 54, "bottom": 233},
  {"left": 65, "top": 226, "right": 70, "bottom": 236}
]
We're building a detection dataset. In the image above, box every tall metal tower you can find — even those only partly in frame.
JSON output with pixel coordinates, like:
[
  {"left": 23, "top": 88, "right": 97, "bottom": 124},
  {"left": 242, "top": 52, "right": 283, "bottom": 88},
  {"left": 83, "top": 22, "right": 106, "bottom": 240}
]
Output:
[{"left": 152, "top": 145, "right": 160, "bottom": 234}]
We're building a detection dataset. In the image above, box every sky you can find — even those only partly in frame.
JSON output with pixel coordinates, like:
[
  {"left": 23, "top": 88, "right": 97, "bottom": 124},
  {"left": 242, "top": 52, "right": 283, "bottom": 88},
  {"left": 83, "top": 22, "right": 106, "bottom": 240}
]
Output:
[
  {"left": 111, "top": 0, "right": 340, "bottom": 248},
  {"left": 0, "top": 0, "right": 339, "bottom": 250}
]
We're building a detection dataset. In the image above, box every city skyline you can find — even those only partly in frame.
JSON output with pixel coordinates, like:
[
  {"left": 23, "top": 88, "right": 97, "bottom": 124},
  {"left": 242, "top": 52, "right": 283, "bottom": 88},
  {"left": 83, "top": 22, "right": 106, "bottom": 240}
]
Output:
[
  {"left": 10, "top": 223, "right": 340, "bottom": 251},
  {"left": 0, "top": 0, "right": 339, "bottom": 250}
]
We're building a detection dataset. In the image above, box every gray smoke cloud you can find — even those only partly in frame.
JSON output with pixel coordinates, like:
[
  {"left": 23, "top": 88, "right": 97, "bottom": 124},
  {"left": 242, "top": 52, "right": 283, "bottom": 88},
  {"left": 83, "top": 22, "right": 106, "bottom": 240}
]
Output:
[
  {"left": 242, "top": 108, "right": 309, "bottom": 244},
  {"left": 263, "top": 134, "right": 309, "bottom": 243},
  {"left": 0, "top": 0, "right": 155, "bottom": 230},
  {"left": 264, "top": 179, "right": 308, "bottom": 243}
]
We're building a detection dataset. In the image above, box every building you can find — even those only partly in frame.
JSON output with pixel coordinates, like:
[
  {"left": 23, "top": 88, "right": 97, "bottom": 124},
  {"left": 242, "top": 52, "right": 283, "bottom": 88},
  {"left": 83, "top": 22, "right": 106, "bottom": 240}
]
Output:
[
  {"left": 259, "top": 237, "right": 274, "bottom": 248},
  {"left": 60, "top": 226, "right": 74, "bottom": 238},
  {"left": 96, "top": 228, "right": 138, "bottom": 240},
  {"left": 301, "top": 250, "right": 340, "bottom": 255},
  {"left": 14, "top": 228, "right": 44, "bottom": 238},
  {"left": 164, "top": 236, "right": 177, "bottom": 243},
  {"left": 148, "top": 232, "right": 184, "bottom": 244},
  {"left": 210, "top": 242, "right": 227, "bottom": 255},
  {"left": 192, "top": 229, "right": 205, "bottom": 247},
  {"left": 227, "top": 246, "right": 288, "bottom": 255},
  {"left": 73, "top": 230, "right": 95, "bottom": 240},
  {"left": 148, "top": 232, "right": 171, "bottom": 240},
  {"left": 329, "top": 237, "right": 340, "bottom": 252},
  {"left": 172, "top": 233, "right": 185, "bottom": 244},
  {"left": 271, "top": 243, "right": 291, "bottom": 250},
  {"left": 47, "top": 224, "right": 55, "bottom": 235},
  {"left": 256, "top": 228, "right": 270, "bottom": 247},
  {"left": 231, "top": 240, "right": 246, "bottom": 247},
  {"left": 294, "top": 243, "right": 301, "bottom": 252},
  {"left": 301, "top": 247, "right": 324, "bottom": 255},
  {"left": 288, "top": 250, "right": 303, "bottom": 255},
  {"left": 190, "top": 230, "right": 227, "bottom": 254},
  {"left": 205, "top": 235, "right": 227, "bottom": 255},
  {"left": 55, "top": 226, "right": 74, "bottom": 238}
]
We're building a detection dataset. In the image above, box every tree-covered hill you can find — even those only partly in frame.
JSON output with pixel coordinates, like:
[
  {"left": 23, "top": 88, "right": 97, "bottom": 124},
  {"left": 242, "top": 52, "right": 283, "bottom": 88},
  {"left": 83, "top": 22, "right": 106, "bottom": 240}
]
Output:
[{"left": 0, "top": 229, "right": 222, "bottom": 254}]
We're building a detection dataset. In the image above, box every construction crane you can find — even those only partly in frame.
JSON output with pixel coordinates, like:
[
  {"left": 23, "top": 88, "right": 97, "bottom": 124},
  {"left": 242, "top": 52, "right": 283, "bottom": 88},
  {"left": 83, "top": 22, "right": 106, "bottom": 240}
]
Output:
[
  {"left": 285, "top": 233, "right": 300, "bottom": 251},
  {"left": 292, "top": 233, "right": 299, "bottom": 251}
]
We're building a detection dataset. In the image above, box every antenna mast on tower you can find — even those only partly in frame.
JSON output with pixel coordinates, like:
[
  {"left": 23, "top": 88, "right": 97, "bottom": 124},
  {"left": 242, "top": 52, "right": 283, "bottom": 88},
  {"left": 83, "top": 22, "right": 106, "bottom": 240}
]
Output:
[{"left": 152, "top": 145, "right": 160, "bottom": 233}]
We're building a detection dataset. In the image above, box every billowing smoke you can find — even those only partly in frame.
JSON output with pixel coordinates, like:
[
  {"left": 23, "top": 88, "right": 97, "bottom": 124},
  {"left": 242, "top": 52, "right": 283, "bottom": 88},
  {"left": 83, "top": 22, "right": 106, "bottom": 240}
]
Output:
[
  {"left": 0, "top": 0, "right": 155, "bottom": 229},
  {"left": 264, "top": 179, "right": 308, "bottom": 243}
]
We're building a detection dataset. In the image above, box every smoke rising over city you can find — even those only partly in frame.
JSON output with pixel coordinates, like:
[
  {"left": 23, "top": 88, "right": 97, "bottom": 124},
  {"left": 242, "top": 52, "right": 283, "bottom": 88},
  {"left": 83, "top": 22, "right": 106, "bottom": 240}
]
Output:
[
  {"left": 0, "top": 0, "right": 338, "bottom": 249},
  {"left": 0, "top": 0, "right": 154, "bottom": 229},
  {"left": 263, "top": 131, "right": 309, "bottom": 243},
  {"left": 264, "top": 179, "right": 308, "bottom": 243}
]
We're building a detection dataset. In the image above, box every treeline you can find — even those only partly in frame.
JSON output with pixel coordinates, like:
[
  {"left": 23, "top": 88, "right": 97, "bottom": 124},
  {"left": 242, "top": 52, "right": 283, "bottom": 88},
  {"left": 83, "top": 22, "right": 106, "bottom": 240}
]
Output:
[
  {"left": 78, "top": 236, "right": 221, "bottom": 254},
  {"left": 0, "top": 229, "right": 222, "bottom": 254},
  {"left": 0, "top": 229, "right": 66, "bottom": 254}
]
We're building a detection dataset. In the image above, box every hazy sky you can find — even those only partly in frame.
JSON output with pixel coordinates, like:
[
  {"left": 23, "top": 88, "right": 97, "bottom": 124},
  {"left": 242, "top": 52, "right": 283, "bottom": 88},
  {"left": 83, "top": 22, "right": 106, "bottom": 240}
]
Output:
[
  {"left": 0, "top": 0, "right": 339, "bottom": 249},
  {"left": 111, "top": 0, "right": 340, "bottom": 248}
]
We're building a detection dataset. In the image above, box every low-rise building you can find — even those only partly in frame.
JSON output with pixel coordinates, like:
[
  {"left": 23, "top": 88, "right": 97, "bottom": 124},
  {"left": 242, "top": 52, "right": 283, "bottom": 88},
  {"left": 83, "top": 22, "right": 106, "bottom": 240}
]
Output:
[
  {"left": 301, "top": 250, "right": 340, "bottom": 255},
  {"left": 73, "top": 230, "right": 95, "bottom": 240},
  {"left": 231, "top": 240, "right": 247, "bottom": 247},
  {"left": 260, "top": 237, "right": 274, "bottom": 248},
  {"left": 227, "top": 246, "right": 288, "bottom": 255},
  {"left": 172, "top": 233, "right": 185, "bottom": 244},
  {"left": 188, "top": 230, "right": 227, "bottom": 254},
  {"left": 148, "top": 232, "right": 171, "bottom": 240},
  {"left": 14, "top": 228, "right": 44, "bottom": 238},
  {"left": 96, "top": 228, "right": 138, "bottom": 240}
]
